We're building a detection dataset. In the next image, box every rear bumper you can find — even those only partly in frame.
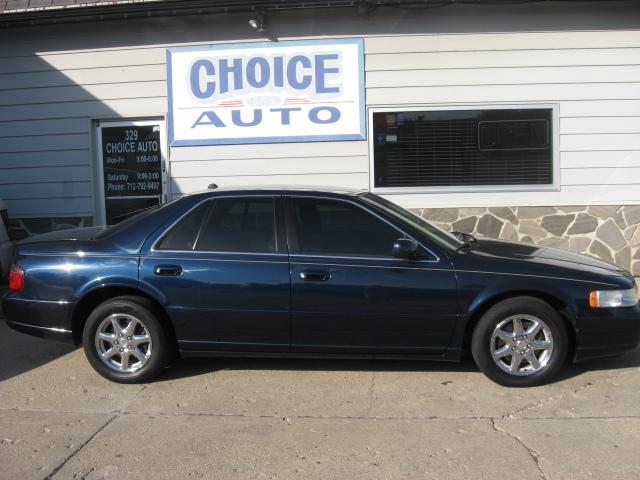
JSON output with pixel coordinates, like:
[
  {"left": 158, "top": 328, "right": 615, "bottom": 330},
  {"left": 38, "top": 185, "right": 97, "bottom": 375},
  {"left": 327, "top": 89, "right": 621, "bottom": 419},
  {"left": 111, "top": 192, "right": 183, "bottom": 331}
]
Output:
[
  {"left": 2, "top": 294, "right": 75, "bottom": 344},
  {"left": 574, "top": 304, "right": 640, "bottom": 362}
]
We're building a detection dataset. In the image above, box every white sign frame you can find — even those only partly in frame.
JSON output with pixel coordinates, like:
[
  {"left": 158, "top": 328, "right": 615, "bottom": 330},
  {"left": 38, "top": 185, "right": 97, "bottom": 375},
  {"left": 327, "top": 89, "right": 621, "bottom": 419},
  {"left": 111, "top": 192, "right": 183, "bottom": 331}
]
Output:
[{"left": 167, "top": 38, "right": 365, "bottom": 146}]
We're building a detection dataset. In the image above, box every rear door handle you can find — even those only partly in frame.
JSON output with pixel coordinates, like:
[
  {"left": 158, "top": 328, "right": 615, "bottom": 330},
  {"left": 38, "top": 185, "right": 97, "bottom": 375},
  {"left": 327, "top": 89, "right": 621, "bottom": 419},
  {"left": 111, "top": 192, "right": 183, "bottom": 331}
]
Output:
[
  {"left": 154, "top": 265, "right": 183, "bottom": 276},
  {"left": 299, "top": 270, "right": 330, "bottom": 282}
]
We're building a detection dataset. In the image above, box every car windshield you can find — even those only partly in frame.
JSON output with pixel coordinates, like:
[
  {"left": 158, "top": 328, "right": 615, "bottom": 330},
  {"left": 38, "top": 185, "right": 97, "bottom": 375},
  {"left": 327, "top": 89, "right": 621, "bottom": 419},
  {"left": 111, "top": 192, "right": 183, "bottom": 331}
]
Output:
[{"left": 359, "top": 192, "right": 463, "bottom": 251}]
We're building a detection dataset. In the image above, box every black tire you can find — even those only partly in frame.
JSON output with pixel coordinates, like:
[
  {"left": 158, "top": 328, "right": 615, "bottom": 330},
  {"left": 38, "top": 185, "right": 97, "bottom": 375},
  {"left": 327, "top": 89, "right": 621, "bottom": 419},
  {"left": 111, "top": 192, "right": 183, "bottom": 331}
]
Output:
[
  {"left": 82, "top": 296, "right": 169, "bottom": 383},
  {"left": 471, "top": 296, "right": 568, "bottom": 387}
]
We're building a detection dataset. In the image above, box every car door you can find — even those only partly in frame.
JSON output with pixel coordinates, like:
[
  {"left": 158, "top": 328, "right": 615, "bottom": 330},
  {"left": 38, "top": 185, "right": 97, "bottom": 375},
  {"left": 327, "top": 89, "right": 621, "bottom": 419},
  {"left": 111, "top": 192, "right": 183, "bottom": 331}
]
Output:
[
  {"left": 286, "top": 195, "right": 458, "bottom": 355},
  {"left": 139, "top": 195, "right": 290, "bottom": 353}
]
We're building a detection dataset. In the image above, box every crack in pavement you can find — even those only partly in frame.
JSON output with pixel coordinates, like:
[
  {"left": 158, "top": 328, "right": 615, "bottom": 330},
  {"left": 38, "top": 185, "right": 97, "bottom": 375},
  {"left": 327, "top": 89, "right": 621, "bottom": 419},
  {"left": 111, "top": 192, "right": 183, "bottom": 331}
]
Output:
[
  {"left": 491, "top": 418, "right": 548, "bottom": 480},
  {"left": 504, "top": 371, "right": 617, "bottom": 419},
  {"left": 506, "top": 380, "right": 594, "bottom": 419},
  {"left": 45, "top": 382, "right": 150, "bottom": 479},
  {"left": 3, "top": 405, "right": 640, "bottom": 421},
  {"left": 364, "top": 370, "right": 376, "bottom": 416},
  {"left": 44, "top": 414, "right": 117, "bottom": 480},
  {"left": 505, "top": 365, "right": 638, "bottom": 420}
]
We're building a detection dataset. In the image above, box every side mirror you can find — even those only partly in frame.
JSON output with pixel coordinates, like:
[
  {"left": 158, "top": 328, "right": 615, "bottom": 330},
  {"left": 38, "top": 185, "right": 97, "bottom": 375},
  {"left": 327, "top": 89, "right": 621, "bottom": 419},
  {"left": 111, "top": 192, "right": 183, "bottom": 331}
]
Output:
[{"left": 392, "top": 238, "right": 419, "bottom": 259}]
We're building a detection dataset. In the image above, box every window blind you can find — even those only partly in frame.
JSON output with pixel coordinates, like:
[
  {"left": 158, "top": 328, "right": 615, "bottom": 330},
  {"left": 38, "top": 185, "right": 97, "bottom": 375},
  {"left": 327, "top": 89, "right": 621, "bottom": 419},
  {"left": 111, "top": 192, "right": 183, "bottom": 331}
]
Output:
[{"left": 372, "top": 108, "right": 553, "bottom": 189}]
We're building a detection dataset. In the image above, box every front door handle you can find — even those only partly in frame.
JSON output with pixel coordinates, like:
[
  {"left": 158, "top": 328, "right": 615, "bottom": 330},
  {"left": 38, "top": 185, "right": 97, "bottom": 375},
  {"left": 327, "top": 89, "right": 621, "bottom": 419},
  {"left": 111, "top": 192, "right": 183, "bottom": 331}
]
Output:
[
  {"left": 154, "top": 265, "right": 183, "bottom": 276},
  {"left": 299, "top": 270, "right": 330, "bottom": 282}
]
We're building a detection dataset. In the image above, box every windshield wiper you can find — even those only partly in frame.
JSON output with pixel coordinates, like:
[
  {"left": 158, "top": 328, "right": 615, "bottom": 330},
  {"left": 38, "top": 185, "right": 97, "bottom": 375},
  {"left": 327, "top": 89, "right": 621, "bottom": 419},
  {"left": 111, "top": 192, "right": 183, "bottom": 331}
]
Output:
[{"left": 453, "top": 231, "right": 479, "bottom": 252}]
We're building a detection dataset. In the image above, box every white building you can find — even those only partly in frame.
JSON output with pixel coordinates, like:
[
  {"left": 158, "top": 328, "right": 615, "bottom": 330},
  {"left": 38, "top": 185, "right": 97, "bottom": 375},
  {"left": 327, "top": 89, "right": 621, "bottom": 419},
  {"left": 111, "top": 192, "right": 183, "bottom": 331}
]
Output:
[{"left": 0, "top": 0, "right": 639, "bottom": 277}]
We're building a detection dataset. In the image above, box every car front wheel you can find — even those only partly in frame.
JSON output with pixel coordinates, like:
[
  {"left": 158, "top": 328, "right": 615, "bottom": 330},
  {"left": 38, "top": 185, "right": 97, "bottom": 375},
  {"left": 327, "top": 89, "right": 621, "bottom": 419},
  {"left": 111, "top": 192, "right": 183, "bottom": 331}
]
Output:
[
  {"left": 471, "top": 296, "right": 568, "bottom": 387},
  {"left": 82, "top": 296, "right": 169, "bottom": 383}
]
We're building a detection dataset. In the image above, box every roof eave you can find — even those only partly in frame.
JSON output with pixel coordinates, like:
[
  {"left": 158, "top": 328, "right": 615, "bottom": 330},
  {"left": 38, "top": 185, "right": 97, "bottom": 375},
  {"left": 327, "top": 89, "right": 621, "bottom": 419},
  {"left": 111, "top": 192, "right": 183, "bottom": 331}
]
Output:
[{"left": 0, "top": 0, "right": 362, "bottom": 28}]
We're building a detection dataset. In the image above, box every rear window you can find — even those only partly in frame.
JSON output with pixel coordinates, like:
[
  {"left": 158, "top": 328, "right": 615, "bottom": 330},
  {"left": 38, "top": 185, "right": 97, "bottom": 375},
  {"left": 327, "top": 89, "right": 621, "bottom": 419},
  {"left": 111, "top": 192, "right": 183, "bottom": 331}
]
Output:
[
  {"left": 156, "top": 202, "right": 211, "bottom": 250},
  {"left": 95, "top": 205, "right": 160, "bottom": 239}
]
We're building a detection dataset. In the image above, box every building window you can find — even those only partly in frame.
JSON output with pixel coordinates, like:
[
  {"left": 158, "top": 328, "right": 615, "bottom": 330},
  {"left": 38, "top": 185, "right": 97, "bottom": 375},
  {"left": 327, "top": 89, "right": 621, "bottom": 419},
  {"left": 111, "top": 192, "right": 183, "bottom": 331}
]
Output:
[{"left": 371, "top": 106, "right": 555, "bottom": 191}]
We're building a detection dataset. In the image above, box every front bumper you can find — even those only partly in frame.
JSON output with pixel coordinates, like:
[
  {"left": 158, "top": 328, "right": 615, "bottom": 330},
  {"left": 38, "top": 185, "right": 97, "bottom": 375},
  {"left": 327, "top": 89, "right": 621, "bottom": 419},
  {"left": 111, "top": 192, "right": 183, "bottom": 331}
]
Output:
[
  {"left": 2, "top": 294, "right": 75, "bottom": 344},
  {"left": 574, "top": 304, "right": 640, "bottom": 362}
]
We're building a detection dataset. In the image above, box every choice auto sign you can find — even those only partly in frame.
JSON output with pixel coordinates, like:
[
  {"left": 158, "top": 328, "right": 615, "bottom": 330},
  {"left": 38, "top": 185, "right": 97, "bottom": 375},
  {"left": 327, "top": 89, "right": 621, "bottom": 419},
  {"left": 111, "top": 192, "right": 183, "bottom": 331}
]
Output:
[{"left": 166, "top": 38, "right": 365, "bottom": 146}]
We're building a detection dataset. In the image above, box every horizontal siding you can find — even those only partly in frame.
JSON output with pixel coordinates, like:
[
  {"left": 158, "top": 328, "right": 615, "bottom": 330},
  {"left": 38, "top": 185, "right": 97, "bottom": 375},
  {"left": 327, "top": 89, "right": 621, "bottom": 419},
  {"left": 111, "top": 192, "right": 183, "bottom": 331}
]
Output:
[
  {"left": 0, "top": 81, "right": 167, "bottom": 106},
  {"left": 0, "top": 118, "right": 89, "bottom": 137},
  {"left": 171, "top": 156, "right": 369, "bottom": 178},
  {"left": 364, "top": 31, "right": 640, "bottom": 53},
  {"left": 0, "top": 181, "right": 92, "bottom": 201},
  {"left": 2, "top": 26, "right": 640, "bottom": 218},
  {"left": 560, "top": 100, "right": 640, "bottom": 117},
  {"left": 365, "top": 48, "right": 640, "bottom": 72},
  {"left": 0, "top": 97, "right": 167, "bottom": 122},
  {"left": 366, "top": 65, "right": 640, "bottom": 89},
  {"left": 0, "top": 166, "right": 91, "bottom": 184},
  {"left": 562, "top": 167, "right": 640, "bottom": 185},
  {"left": 0, "top": 65, "right": 166, "bottom": 91},
  {"left": 366, "top": 83, "right": 640, "bottom": 105},
  {"left": 560, "top": 133, "right": 640, "bottom": 151},
  {"left": 171, "top": 173, "right": 369, "bottom": 194},
  {"left": 5, "top": 197, "right": 93, "bottom": 217},
  {"left": 0, "top": 134, "right": 89, "bottom": 153},
  {"left": 560, "top": 117, "right": 640, "bottom": 134},
  {"left": 366, "top": 31, "right": 640, "bottom": 206},
  {"left": 0, "top": 48, "right": 166, "bottom": 74},
  {"left": 169, "top": 141, "right": 369, "bottom": 162},
  {"left": 0, "top": 150, "right": 90, "bottom": 169},
  {"left": 561, "top": 151, "right": 640, "bottom": 169}
]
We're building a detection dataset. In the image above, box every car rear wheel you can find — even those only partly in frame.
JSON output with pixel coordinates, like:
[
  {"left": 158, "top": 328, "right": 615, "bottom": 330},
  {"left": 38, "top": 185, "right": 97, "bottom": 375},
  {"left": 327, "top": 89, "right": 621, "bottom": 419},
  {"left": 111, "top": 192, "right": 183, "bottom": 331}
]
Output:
[
  {"left": 82, "top": 296, "right": 169, "bottom": 383},
  {"left": 471, "top": 296, "right": 568, "bottom": 387}
]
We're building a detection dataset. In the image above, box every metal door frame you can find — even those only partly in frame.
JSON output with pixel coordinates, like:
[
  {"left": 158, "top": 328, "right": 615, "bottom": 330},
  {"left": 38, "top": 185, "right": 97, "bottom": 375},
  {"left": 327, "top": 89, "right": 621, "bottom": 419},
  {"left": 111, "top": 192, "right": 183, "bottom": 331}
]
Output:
[{"left": 95, "top": 118, "right": 169, "bottom": 226}]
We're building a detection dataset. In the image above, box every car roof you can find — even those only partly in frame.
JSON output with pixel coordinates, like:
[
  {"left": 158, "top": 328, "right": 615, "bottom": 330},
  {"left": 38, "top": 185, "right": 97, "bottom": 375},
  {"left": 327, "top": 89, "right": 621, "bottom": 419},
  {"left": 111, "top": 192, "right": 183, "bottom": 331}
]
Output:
[{"left": 187, "top": 185, "right": 367, "bottom": 197}]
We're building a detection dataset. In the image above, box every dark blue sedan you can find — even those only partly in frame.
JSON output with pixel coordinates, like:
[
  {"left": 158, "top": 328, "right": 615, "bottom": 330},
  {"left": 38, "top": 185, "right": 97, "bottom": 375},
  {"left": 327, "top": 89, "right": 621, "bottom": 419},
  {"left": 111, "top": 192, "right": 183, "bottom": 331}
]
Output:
[{"left": 2, "top": 187, "right": 639, "bottom": 386}]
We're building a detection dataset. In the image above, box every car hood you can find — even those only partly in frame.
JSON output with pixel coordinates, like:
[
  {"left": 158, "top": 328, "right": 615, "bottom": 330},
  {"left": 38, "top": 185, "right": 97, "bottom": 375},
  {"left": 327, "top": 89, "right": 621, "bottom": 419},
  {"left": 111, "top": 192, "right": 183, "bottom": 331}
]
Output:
[
  {"left": 18, "top": 226, "right": 107, "bottom": 245},
  {"left": 472, "top": 237, "right": 626, "bottom": 275}
]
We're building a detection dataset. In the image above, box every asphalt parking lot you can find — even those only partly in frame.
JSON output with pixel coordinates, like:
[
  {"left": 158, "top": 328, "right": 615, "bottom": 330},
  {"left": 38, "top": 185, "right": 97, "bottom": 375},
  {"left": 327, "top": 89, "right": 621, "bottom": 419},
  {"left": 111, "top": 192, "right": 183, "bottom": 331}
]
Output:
[{"left": 1, "top": 293, "right": 639, "bottom": 480}]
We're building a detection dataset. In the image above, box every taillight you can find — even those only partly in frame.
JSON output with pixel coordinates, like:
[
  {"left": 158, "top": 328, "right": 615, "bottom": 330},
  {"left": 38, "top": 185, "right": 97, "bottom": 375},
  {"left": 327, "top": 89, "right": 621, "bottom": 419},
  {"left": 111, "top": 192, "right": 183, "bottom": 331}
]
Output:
[{"left": 8, "top": 264, "right": 24, "bottom": 291}]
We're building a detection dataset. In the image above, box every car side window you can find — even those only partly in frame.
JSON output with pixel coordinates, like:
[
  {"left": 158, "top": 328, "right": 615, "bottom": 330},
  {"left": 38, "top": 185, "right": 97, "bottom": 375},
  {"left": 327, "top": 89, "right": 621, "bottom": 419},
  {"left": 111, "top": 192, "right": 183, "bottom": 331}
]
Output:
[
  {"left": 156, "top": 202, "right": 211, "bottom": 251},
  {"left": 196, "top": 197, "right": 277, "bottom": 253},
  {"left": 291, "top": 197, "right": 402, "bottom": 257}
]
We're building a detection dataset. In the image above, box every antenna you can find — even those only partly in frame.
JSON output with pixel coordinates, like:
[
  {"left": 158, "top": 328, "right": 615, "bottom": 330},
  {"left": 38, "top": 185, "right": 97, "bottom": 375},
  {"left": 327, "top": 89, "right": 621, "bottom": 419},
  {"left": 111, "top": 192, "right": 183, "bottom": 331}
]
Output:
[{"left": 208, "top": 183, "right": 218, "bottom": 190}]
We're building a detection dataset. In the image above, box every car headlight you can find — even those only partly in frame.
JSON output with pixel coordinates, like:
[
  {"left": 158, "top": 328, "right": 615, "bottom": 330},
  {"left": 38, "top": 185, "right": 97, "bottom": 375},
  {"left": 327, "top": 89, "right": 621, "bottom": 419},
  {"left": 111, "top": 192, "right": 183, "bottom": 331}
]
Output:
[{"left": 589, "top": 287, "right": 638, "bottom": 308}]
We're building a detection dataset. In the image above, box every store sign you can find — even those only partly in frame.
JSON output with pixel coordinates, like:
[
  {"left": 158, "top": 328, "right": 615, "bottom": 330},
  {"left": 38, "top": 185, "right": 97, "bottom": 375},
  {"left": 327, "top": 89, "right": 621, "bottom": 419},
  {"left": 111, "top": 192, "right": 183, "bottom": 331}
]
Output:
[
  {"left": 100, "top": 125, "right": 162, "bottom": 225},
  {"left": 166, "top": 38, "right": 365, "bottom": 146}
]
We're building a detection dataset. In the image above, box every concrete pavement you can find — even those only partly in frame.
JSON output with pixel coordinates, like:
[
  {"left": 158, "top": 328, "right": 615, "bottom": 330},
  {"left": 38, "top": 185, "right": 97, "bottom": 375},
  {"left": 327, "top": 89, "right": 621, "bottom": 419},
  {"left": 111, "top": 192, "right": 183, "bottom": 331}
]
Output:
[{"left": 0, "top": 315, "right": 639, "bottom": 479}]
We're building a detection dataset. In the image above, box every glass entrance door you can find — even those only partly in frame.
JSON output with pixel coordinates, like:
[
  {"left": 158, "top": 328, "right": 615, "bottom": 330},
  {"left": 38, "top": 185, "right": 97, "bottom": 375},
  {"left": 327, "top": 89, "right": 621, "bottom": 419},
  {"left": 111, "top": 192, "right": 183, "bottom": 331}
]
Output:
[{"left": 96, "top": 120, "right": 167, "bottom": 225}]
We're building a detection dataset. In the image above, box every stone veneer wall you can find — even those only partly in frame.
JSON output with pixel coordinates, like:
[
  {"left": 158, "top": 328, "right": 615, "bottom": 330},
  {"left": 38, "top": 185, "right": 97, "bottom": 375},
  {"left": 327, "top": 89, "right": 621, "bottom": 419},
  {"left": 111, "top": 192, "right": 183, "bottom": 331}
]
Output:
[{"left": 411, "top": 205, "right": 640, "bottom": 278}]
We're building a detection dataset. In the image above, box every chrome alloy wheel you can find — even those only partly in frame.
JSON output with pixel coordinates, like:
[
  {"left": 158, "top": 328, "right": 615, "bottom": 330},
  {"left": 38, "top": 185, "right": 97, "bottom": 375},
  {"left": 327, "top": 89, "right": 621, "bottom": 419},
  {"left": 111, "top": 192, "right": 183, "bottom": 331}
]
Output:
[
  {"left": 490, "top": 314, "right": 554, "bottom": 377},
  {"left": 94, "top": 313, "right": 152, "bottom": 373}
]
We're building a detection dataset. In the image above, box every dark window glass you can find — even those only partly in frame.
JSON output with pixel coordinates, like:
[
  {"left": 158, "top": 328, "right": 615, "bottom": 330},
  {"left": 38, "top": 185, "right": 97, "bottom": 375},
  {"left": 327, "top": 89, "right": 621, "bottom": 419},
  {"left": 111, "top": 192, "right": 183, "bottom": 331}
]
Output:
[
  {"left": 478, "top": 119, "right": 548, "bottom": 150},
  {"left": 95, "top": 204, "right": 160, "bottom": 239},
  {"left": 157, "top": 202, "right": 210, "bottom": 250},
  {"left": 196, "top": 197, "right": 276, "bottom": 253},
  {"left": 292, "top": 197, "right": 400, "bottom": 257},
  {"left": 373, "top": 108, "right": 553, "bottom": 188},
  {"left": 360, "top": 192, "right": 460, "bottom": 252}
]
